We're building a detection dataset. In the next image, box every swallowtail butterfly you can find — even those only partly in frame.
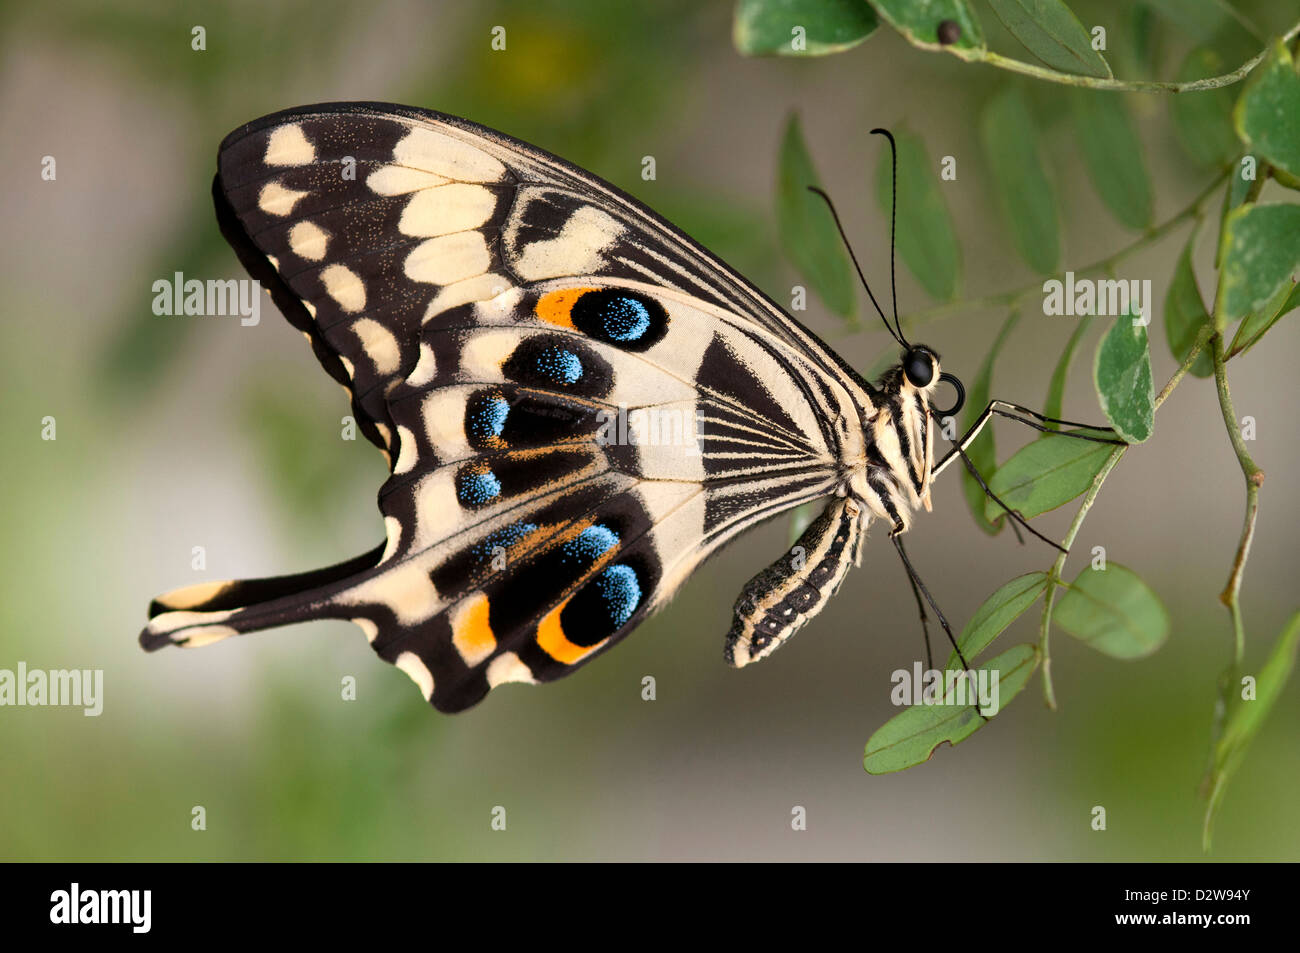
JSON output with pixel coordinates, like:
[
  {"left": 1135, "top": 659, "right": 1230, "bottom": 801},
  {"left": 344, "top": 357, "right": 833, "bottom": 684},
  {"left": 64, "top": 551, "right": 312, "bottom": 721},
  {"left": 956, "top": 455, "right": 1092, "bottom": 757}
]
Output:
[{"left": 140, "top": 103, "right": 1115, "bottom": 713}]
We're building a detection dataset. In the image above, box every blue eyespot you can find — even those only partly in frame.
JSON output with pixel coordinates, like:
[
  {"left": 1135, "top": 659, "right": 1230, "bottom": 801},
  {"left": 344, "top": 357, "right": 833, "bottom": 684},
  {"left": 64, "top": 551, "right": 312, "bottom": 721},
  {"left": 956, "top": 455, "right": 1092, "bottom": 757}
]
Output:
[
  {"left": 457, "top": 468, "right": 501, "bottom": 506},
  {"left": 570, "top": 290, "right": 667, "bottom": 351},
  {"left": 536, "top": 347, "right": 583, "bottom": 385},
  {"left": 596, "top": 564, "right": 641, "bottom": 626},
  {"left": 467, "top": 393, "right": 510, "bottom": 440},
  {"left": 562, "top": 524, "right": 619, "bottom": 564},
  {"left": 600, "top": 297, "right": 651, "bottom": 342}
]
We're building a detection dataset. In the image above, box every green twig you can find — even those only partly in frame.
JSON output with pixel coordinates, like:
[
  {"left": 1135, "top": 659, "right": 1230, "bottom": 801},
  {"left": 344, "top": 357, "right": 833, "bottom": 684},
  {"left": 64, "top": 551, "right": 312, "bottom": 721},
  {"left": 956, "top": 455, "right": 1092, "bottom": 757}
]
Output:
[{"left": 1210, "top": 333, "right": 1263, "bottom": 664}]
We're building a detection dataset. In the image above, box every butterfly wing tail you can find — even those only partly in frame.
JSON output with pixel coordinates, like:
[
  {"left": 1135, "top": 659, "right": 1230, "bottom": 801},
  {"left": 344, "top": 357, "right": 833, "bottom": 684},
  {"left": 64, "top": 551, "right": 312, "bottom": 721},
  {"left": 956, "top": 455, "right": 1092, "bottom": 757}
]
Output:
[{"left": 139, "top": 542, "right": 387, "bottom": 651}]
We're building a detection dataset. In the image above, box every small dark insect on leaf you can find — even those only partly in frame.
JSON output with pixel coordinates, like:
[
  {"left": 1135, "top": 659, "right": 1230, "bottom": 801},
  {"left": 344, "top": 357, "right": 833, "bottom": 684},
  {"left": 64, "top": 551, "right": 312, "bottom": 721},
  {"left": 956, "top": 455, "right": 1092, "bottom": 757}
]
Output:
[{"left": 937, "top": 20, "right": 961, "bottom": 46}]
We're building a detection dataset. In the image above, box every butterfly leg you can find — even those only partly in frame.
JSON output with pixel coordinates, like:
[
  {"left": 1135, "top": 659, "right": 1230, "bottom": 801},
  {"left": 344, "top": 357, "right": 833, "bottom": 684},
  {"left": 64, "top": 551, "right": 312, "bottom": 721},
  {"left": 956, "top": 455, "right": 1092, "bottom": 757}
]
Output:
[
  {"left": 725, "top": 496, "right": 864, "bottom": 668},
  {"left": 139, "top": 542, "right": 387, "bottom": 650},
  {"left": 932, "top": 399, "right": 1123, "bottom": 480},
  {"left": 890, "top": 529, "right": 990, "bottom": 723}
]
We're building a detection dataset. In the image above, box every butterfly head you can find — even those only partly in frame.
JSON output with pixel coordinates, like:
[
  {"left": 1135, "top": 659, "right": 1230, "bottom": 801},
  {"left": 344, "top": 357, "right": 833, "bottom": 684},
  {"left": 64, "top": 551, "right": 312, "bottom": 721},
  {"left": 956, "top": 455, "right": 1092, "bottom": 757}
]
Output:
[{"left": 899, "top": 344, "right": 964, "bottom": 419}]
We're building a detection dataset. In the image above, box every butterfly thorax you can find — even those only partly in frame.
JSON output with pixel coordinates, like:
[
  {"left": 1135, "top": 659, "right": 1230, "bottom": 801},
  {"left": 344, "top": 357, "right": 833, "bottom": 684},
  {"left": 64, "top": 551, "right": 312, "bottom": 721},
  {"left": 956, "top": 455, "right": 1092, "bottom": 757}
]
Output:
[{"left": 849, "top": 360, "right": 941, "bottom": 534}]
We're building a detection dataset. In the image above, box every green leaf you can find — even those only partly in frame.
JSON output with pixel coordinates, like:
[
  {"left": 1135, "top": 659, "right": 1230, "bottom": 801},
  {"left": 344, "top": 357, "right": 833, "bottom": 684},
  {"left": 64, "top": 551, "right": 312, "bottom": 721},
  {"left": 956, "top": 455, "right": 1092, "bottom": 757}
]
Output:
[
  {"left": 961, "top": 311, "right": 1020, "bottom": 534},
  {"left": 1217, "top": 157, "right": 1257, "bottom": 269},
  {"left": 1070, "top": 90, "right": 1152, "bottom": 229},
  {"left": 1170, "top": 48, "right": 1240, "bottom": 167},
  {"left": 983, "top": 434, "right": 1112, "bottom": 523},
  {"left": 1203, "top": 612, "right": 1300, "bottom": 851},
  {"left": 946, "top": 572, "right": 1049, "bottom": 665},
  {"left": 1043, "top": 313, "right": 1096, "bottom": 427},
  {"left": 1094, "top": 312, "right": 1154, "bottom": 443},
  {"left": 987, "top": 0, "right": 1110, "bottom": 78},
  {"left": 1054, "top": 562, "right": 1169, "bottom": 658},
  {"left": 1229, "top": 280, "right": 1298, "bottom": 357},
  {"left": 1234, "top": 40, "right": 1300, "bottom": 179},
  {"left": 787, "top": 501, "right": 817, "bottom": 546},
  {"left": 734, "top": 0, "right": 880, "bottom": 57},
  {"left": 874, "top": 130, "right": 960, "bottom": 300},
  {"left": 1165, "top": 232, "right": 1215, "bottom": 378},
  {"left": 868, "top": 0, "right": 985, "bottom": 52},
  {"left": 776, "top": 113, "right": 855, "bottom": 317},
  {"left": 980, "top": 87, "right": 1060, "bottom": 274},
  {"left": 1215, "top": 202, "right": 1300, "bottom": 330},
  {"left": 864, "top": 644, "right": 1038, "bottom": 774}
]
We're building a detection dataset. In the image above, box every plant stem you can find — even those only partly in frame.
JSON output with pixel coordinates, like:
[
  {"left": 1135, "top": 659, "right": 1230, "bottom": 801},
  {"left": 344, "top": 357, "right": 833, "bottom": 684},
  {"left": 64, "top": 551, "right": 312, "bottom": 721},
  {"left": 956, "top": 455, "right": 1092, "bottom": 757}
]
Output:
[
  {"left": 903, "top": 171, "right": 1230, "bottom": 331},
  {"left": 1036, "top": 329, "right": 1211, "bottom": 706},
  {"left": 1210, "top": 333, "right": 1263, "bottom": 664},
  {"left": 939, "top": 21, "right": 1300, "bottom": 92}
]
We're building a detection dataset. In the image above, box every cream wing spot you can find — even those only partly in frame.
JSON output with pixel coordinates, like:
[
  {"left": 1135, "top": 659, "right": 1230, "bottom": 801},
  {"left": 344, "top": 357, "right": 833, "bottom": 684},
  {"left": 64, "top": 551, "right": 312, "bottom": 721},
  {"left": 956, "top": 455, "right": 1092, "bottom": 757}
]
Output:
[
  {"left": 393, "top": 425, "right": 419, "bottom": 475},
  {"left": 367, "top": 165, "right": 448, "bottom": 195},
  {"left": 395, "top": 651, "right": 434, "bottom": 701},
  {"left": 264, "top": 124, "right": 315, "bottom": 166},
  {"left": 380, "top": 515, "right": 403, "bottom": 563},
  {"left": 398, "top": 184, "right": 498, "bottom": 237},
  {"left": 392, "top": 126, "right": 506, "bottom": 182},
  {"left": 404, "top": 231, "right": 491, "bottom": 285},
  {"left": 320, "top": 263, "right": 366, "bottom": 313},
  {"left": 338, "top": 559, "right": 440, "bottom": 626},
  {"left": 288, "top": 221, "right": 329, "bottom": 261},
  {"left": 487, "top": 652, "right": 536, "bottom": 687},
  {"left": 258, "top": 181, "right": 309, "bottom": 216},
  {"left": 407, "top": 343, "right": 438, "bottom": 387},
  {"left": 351, "top": 318, "right": 401, "bottom": 375},
  {"left": 352, "top": 618, "right": 380, "bottom": 644}
]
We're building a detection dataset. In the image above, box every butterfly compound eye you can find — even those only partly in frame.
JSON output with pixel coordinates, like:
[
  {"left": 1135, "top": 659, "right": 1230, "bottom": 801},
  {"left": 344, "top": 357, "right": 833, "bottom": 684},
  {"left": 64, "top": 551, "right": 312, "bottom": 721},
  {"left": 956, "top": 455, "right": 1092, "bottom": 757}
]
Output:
[{"left": 903, "top": 348, "right": 934, "bottom": 388}]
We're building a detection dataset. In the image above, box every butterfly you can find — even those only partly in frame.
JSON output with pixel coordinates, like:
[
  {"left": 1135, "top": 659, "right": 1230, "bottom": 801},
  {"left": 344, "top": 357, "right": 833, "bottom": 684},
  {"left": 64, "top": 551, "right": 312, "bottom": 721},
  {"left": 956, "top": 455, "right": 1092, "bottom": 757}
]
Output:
[{"left": 140, "top": 102, "right": 1117, "bottom": 713}]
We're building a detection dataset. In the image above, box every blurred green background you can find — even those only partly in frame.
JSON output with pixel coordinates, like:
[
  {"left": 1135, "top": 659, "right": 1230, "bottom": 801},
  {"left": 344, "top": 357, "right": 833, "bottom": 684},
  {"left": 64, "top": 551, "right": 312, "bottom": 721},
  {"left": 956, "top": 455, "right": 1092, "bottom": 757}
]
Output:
[{"left": 1, "top": 0, "right": 1296, "bottom": 860}]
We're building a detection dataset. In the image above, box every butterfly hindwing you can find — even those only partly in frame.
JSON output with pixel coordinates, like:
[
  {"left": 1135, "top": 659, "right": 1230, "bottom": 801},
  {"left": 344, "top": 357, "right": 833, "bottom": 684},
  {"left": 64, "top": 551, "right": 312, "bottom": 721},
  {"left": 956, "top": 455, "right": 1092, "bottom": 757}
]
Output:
[{"left": 143, "top": 103, "right": 881, "bottom": 710}]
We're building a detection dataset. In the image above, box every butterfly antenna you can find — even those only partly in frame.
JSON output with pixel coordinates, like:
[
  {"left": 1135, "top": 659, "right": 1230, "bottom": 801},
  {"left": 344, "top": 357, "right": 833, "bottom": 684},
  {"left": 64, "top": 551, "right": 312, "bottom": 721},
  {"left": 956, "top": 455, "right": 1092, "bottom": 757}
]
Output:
[
  {"left": 869, "top": 128, "right": 907, "bottom": 347},
  {"left": 807, "top": 185, "right": 905, "bottom": 349}
]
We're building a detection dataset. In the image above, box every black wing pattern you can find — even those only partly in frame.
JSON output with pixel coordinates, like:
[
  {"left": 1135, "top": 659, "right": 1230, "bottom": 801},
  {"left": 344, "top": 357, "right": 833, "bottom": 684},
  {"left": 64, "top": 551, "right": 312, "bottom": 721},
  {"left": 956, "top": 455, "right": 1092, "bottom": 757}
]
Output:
[{"left": 140, "top": 103, "right": 878, "bottom": 712}]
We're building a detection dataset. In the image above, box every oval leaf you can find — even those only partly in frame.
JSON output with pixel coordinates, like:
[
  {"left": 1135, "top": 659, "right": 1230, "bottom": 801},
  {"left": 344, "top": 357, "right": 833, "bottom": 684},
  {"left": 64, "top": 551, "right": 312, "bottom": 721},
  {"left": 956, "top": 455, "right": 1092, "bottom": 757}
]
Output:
[
  {"left": 983, "top": 435, "right": 1113, "bottom": 523},
  {"left": 1094, "top": 312, "right": 1154, "bottom": 443},
  {"left": 1053, "top": 562, "right": 1169, "bottom": 658},
  {"left": 777, "top": 114, "right": 855, "bottom": 317},
  {"left": 980, "top": 87, "right": 1060, "bottom": 274},
  {"left": 869, "top": 0, "right": 985, "bottom": 52},
  {"left": 1070, "top": 89, "right": 1152, "bottom": 229},
  {"left": 961, "top": 311, "right": 1020, "bottom": 533},
  {"left": 1170, "top": 48, "right": 1239, "bottom": 167},
  {"left": 1233, "top": 40, "right": 1300, "bottom": 178},
  {"left": 874, "top": 130, "right": 960, "bottom": 300},
  {"left": 988, "top": 0, "right": 1111, "bottom": 78},
  {"left": 734, "top": 0, "right": 880, "bottom": 57},
  {"left": 1165, "top": 232, "right": 1214, "bottom": 378},
  {"left": 1215, "top": 202, "right": 1300, "bottom": 329},
  {"left": 947, "top": 572, "right": 1049, "bottom": 666},
  {"left": 864, "top": 644, "right": 1038, "bottom": 774}
]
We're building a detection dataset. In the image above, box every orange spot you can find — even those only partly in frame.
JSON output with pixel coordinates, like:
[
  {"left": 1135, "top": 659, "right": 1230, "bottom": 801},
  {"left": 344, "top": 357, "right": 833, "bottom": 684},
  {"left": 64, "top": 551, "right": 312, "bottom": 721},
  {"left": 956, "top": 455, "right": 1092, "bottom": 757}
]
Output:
[
  {"left": 535, "top": 287, "right": 599, "bottom": 329},
  {"left": 536, "top": 601, "right": 604, "bottom": 664},
  {"left": 451, "top": 592, "right": 496, "bottom": 665}
]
